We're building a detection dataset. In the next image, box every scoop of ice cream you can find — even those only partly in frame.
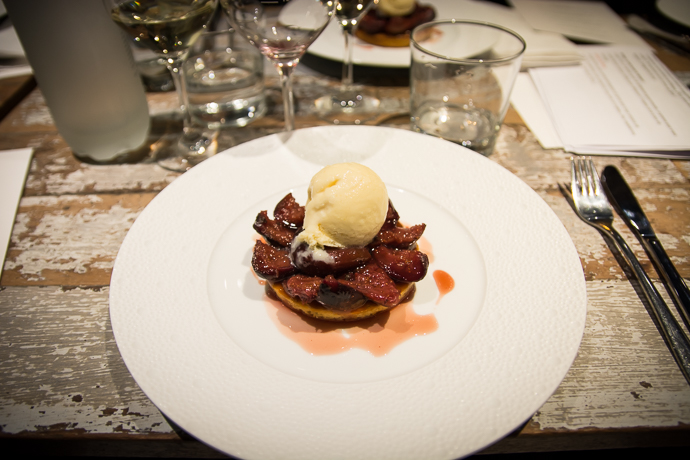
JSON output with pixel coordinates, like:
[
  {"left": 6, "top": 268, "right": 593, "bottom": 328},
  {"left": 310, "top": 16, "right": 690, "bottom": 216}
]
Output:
[
  {"left": 377, "top": 0, "right": 416, "bottom": 16},
  {"left": 297, "top": 163, "right": 388, "bottom": 249}
]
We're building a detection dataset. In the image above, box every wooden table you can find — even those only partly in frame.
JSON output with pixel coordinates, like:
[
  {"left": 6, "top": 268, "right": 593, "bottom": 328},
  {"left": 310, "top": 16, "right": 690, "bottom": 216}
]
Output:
[{"left": 1, "top": 45, "right": 689, "bottom": 458}]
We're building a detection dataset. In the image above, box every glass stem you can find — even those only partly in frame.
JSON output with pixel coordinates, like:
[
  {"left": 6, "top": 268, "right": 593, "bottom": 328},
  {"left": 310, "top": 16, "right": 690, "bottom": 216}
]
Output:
[
  {"left": 277, "top": 64, "right": 295, "bottom": 132},
  {"left": 165, "top": 56, "right": 195, "bottom": 133},
  {"left": 341, "top": 27, "right": 354, "bottom": 89}
]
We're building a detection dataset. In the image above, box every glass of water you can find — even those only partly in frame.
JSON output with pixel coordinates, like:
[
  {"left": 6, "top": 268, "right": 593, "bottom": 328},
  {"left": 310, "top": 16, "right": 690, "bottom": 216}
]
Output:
[
  {"left": 410, "top": 20, "right": 525, "bottom": 156},
  {"left": 184, "top": 28, "right": 266, "bottom": 129}
]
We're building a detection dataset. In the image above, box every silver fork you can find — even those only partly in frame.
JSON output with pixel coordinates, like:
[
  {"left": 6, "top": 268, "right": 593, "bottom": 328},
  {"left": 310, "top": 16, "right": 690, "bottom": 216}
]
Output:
[{"left": 571, "top": 157, "right": 690, "bottom": 384}]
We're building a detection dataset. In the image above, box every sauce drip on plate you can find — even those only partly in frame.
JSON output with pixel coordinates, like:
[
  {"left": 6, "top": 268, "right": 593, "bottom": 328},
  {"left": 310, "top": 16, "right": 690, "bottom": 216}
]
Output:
[
  {"left": 433, "top": 270, "right": 455, "bottom": 304},
  {"left": 264, "top": 295, "right": 438, "bottom": 357}
]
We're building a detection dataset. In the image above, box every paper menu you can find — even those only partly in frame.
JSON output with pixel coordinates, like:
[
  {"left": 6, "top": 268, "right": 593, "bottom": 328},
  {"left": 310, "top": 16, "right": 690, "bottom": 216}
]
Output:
[
  {"left": 523, "top": 46, "right": 690, "bottom": 157},
  {"left": 0, "top": 148, "right": 32, "bottom": 269}
]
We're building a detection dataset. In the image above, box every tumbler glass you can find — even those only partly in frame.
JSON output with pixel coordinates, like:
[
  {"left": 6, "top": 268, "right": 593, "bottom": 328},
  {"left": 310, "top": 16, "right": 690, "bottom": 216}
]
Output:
[
  {"left": 410, "top": 20, "right": 525, "bottom": 156},
  {"left": 184, "top": 29, "right": 266, "bottom": 129}
]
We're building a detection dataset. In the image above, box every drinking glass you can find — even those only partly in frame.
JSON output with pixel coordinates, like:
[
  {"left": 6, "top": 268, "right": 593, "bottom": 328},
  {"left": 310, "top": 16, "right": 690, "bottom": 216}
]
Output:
[
  {"left": 184, "top": 28, "right": 267, "bottom": 129},
  {"left": 314, "top": 0, "right": 379, "bottom": 124},
  {"left": 410, "top": 20, "right": 525, "bottom": 156},
  {"left": 106, "top": 0, "right": 220, "bottom": 172},
  {"left": 221, "top": 0, "right": 336, "bottom": 131}
]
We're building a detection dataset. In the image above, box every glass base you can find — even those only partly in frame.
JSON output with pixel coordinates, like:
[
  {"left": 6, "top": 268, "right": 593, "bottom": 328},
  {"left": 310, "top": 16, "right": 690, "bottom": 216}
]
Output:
[
  {"left": 314, "top": 86, "right": 380, "bottom": 125},
  {"left": 155, "top": 126, "right": 219, "bottom": 172},
  {"left": 412, "top": 105, "right": 499, "bottom": 156}
]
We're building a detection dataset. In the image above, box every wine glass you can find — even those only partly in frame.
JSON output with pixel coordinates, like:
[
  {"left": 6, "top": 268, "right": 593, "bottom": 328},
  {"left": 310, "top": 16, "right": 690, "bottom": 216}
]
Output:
[
  {"left": 221, "top": 0, "right": 336, "bottom": 131},
  {"left": 314, "top": 0, "right": 379, "bottom": 124},
  {"left": 106, "top": 0, "right": 220, "bottom": 172}
]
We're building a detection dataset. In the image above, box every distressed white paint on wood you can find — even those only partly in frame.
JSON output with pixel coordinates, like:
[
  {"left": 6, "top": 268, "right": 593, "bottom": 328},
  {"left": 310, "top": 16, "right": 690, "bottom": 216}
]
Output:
[
  {"left": 0, "top": 286, "right": 171, "bottom": 434},
  {"left": 7, "top": 87, "right": 179, "bottom": 129},
  {"left": 537, "top": 189, "right": 631, "bottom": 280},
  {"left": 1, "top": 282, "right": 688, "bottom": 436},
  {"left": 26, "top": 162, "right": 178, "bottom": 196},
  {"left": 7, "top": 89, "right": 53, "bottom": 128},
  {"left": 536, "top": 280, "right": 690, "bottom": 430},
  {"left": 4, "top": 195, "right": 152, "bottom": 284},
  {"left": 675, "top": 159, "right": 690, "bottom": 179}
]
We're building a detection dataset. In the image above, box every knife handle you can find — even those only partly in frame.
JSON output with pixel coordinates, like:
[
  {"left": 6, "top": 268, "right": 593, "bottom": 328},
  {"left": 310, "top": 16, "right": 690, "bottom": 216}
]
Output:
[{"left": 641, "top": 235, "right": 690, "bottom": 330}]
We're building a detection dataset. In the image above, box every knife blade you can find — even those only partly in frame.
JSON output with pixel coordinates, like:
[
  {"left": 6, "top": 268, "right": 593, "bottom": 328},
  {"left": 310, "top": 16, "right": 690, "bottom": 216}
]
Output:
[{"left": 602, "top": 165, "right": 690, "bottom": 330}]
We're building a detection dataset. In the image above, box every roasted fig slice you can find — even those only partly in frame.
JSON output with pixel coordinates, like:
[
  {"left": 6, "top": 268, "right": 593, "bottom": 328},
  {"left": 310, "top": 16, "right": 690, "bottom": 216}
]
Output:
[
  {"left": 273, "top": 193, "right": 304, "bottom": 229},
  {"left": 371, "top": 245, "right": 429, "bottom": 283},
  {"left": 283, "top": 274, "right": 369, "bottom": 312},
  {"left": 372, "top": 223, "right": 426, "bottom": 249},
  {"left": 283, "top": 274, "right": 322, "bottom": 304},
  {"left": 318, "top": 275, "right": 368, "bottom": 311},
  {"left": 291, "top": 242, "right": 371, "bottom": 277},
  {"left": 253, "top": 210, "right": 296, "bottom": 247},
  {"left": 338, "top": 261, "right": 401, "bottom": 307},
  {"left": 251, "top": 240, "right": 296, "bottom": 281},
  {"left": 381, "top": 200, "right": 400, "bottom": 230}
]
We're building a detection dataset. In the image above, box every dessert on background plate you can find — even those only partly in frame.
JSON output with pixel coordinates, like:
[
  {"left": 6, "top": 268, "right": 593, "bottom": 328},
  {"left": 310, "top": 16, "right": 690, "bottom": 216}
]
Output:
[
  {"left": 251, "top": 162, "right": 429, "bottom": 322},
  {"left": 356, "top": 0, "right": 436, "bottom": 47}
]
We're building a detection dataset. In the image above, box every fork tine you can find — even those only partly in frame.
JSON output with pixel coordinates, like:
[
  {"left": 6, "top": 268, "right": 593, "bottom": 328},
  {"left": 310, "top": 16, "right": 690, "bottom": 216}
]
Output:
[
  {"left": 570, "top": 157, "right": 580, "bottom": 197},
  {"left": 581, "top": 157, "right": 594, "bottom": 197},
  {"left": 572, "top": 157, "right": 586, "bottom": 193},
  {"left": 587, "top": 157, "right": 603, "bottom": 197}
]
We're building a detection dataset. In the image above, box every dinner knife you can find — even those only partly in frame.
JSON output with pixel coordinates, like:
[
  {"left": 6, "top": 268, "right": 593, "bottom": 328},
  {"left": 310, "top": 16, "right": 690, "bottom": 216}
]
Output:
[{"left": 602, "top": 165, "right": 690, "bottom": 330}]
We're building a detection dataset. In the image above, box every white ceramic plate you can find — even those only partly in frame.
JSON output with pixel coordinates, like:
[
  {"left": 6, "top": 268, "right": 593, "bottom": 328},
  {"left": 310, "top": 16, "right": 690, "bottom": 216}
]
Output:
[
  {"left": 657, "top": 0, "right": 690, "bottom": 29},
  {"left": 110, "top": 126, "right": 587, "bottom": 460},
  {"left": 308, "top": 0, "right": 510, "bottom": 67}
]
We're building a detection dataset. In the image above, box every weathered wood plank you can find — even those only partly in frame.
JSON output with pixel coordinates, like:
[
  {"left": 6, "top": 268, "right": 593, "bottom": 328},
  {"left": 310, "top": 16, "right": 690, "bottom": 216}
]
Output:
[
  {"left": 0, "top": 286, "right": 171, "bottom": 435},
  {"left": 25, "top": 141, "right": 178, "bottom": 196},
  {"left": 3, "top": 183, "right": 689, "bottom": 287},
  {"left": 2, "top": 194, "right": 155, "bottom": 286},
  {"left": 534, "top": 280, "right": 690, "bottom": 431},
  {"left": 1, "top": 280, "right": 688, "bottom": 445},
  {"left": 536, "top": 187, "right": 690, "bottom": 280},
  {"left": 0, "top": 87, "right": 55, "bottom": 134},
  {"left": 0, "top": 75, "right": 36, "bottom": 122}
]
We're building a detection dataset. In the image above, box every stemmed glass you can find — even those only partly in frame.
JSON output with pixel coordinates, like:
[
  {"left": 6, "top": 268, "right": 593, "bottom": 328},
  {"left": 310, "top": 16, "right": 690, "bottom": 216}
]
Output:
[
  {"left": 106, "top": 0, "right": 219, "bottom": 172},
  {"left": 221, "top": 0, "right": 336, "bottom": 131},
  {"left": 314, "top": 0, "right": 379, "bottom": 124}
]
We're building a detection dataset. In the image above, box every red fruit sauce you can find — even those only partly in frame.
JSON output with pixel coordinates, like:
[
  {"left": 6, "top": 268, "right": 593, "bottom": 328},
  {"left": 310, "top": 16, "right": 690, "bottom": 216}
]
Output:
[{"left": 257, "top": 235, "right": 455, "bottom": 357}]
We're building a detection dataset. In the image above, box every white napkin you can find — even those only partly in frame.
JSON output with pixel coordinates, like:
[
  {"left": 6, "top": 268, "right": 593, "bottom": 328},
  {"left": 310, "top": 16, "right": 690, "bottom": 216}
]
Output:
[
  {"left": 509, "top": 0, "right": 651, "bottom": 48},
  {"left": 0, "top": 148, "right": 32, "bottom": 267},
  {"left": 450, "top": 0, "right": 582, "bottom": 69}
]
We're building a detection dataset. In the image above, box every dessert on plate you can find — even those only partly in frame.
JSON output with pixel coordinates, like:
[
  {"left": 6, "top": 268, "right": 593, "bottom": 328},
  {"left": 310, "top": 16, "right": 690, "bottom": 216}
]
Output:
[
  {"left": 355, "top": 0, "right": 436, "bottom": 47},
  {"left": 251, "top": 162, "right": 429, "bottom": 322}
]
